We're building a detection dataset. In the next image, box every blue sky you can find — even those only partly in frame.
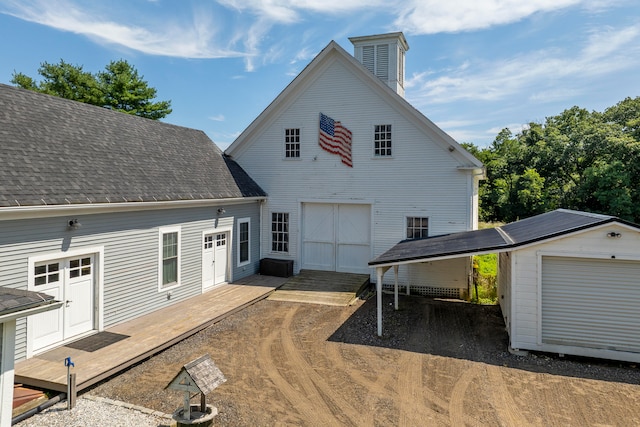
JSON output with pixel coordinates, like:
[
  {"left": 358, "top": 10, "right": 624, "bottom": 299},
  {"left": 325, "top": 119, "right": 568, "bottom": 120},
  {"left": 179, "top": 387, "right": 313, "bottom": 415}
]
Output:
[{"left": 1, "top": 0, "right": 638, "bottom": 149}]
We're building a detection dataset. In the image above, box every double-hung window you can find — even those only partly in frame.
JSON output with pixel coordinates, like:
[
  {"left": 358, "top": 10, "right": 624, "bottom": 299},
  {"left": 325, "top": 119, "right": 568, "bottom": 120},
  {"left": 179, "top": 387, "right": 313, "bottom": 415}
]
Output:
[
  {"left": 374, "top": 124, "right": 392, "bottom": 157},
  {"left": 406, "top": 217, "right": 429, "bottom": 239},
  {"left": 271, "top": 212, "right": 289, "bottom": 253},
  {"left": 285, "top": 128, "right": 300, "bottom": 158},
  {"left": 159, "top": 226, "right": 181, "bottom": 290},
  {"left": 238, "top": 218, "right": 250, "bottom": 266}
]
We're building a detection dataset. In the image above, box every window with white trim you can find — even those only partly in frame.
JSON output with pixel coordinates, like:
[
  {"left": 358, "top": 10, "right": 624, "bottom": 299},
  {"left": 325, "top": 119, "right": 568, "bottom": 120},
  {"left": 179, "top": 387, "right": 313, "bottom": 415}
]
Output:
[
  {"left": 374, "top": 124, "right": 392, "bottom": 156},
  {"left": 238, "top": 218, "right": 250, "bottom": 265},
  {"left": 271, "top": 212, "right": 289, "bottom": 253},
  {"left": 406, "top": 217, "right": 429, "bottom": 239},
  {"left": 285, "top": 128, "right": 300, "bottom": 158},
  {"left": 159, "top": 226, "right": 181, "bottom": 289}
]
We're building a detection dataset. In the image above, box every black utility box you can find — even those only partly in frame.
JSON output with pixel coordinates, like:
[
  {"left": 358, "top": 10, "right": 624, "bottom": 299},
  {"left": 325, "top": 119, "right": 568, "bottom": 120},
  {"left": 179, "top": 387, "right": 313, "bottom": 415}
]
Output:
[{"left": 260, "top": 258, "right": 293, "bottom": 278}]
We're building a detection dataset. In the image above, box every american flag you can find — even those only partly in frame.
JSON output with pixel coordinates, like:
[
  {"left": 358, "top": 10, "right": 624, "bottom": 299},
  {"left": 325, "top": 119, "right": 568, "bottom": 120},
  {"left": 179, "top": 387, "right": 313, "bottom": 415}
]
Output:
[{"left": 319, "top": 113, "right": 353, "bottom": 167}]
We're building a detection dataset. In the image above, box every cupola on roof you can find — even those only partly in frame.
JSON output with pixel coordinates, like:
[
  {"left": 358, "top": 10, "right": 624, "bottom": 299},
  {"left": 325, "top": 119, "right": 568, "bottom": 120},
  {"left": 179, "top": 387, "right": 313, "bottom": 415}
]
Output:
[{"left": 349, "top": 32, "right": 409, "bottom": 98}]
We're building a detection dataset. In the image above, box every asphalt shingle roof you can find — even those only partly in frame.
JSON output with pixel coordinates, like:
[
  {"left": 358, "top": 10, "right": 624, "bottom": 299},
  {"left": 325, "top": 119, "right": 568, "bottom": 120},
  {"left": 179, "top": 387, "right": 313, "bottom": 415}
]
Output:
[
  {"left": 0, "top": 287, "right": 56, "bottom": 316},
  {"left": 0, "top": 84, "right": 265, "bottom": 207},
  {"left": 369, "top": 209, "right": 637, "bottom": 266}
]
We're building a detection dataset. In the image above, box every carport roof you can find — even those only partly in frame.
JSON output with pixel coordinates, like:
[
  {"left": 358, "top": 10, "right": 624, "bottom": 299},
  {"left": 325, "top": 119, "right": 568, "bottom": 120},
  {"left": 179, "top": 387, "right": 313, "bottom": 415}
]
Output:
[{"left": 369, "top": 209, "right": 637, "bottom": 267}]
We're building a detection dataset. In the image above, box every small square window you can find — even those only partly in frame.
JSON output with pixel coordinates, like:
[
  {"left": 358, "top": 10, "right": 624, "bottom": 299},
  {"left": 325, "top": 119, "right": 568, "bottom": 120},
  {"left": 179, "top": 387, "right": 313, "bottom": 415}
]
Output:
[
  {"left": 285, "top": 128, "right": 300, "bottom": 158},
  {"left": 374, "top": 124, "right": 392, "bottom": 157},
  {"left": 406, "top": 217, "right": 428, "bottom": 239}
]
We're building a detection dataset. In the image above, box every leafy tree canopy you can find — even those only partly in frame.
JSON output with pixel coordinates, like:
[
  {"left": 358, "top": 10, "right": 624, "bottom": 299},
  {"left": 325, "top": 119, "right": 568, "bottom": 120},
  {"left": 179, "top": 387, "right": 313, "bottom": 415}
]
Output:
[
  {"left": 11, "top": 59, "right": 172, "bottom": 120},
  {"left": 469, "top": 96, "right": 640, "bottom": 223}
]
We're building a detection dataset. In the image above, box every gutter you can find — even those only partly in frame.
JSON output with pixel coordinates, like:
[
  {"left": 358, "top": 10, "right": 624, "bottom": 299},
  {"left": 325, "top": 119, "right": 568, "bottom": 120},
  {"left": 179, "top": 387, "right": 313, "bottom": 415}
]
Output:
[{"left": 0, "top": 196, "right": 266, "bottom": 221}]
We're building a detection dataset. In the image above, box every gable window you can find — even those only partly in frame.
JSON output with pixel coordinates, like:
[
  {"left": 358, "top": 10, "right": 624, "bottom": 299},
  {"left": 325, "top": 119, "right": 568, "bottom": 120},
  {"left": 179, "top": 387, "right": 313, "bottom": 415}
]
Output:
[
  {"left": 407, "top": 217, "right": 429, "bottom": 239},
  {"left": 238, "top": 218, "right": 250, "bottom": 265},
  {"left": 374, "top": 124, "right": 392, "bottom": 157},
  {"left": 285, "top": 128, "right": 300, "bottom": 158},
  {"left": 159, "top": 226, "right": 181, "bottom": 290},
  {"left": 271, "top": 212, "right": 289, "bottom": 253}
]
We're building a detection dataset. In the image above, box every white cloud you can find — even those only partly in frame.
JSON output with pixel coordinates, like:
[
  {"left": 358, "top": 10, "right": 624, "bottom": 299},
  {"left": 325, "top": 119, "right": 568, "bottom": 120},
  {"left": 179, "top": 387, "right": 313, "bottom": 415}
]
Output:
[
  {"left": 1, "top": 0, "right": 246, "bottom": 58},
  {"left": 394, "top": 0, "right": 583, "bottom": 34},
  {"left": 407, "top": 24, "right": 640, "bottom": 108},
  {"left": 209, "top": 114, "right": 226, "bottom": 122}
]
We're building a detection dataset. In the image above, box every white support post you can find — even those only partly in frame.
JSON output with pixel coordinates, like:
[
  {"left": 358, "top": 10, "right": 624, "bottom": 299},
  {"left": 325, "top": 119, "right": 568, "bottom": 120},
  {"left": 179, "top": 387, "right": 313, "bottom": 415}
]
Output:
[
  {"left": 1, "top": 321, "right": 17, "bottom": 427},
  {"left": 376, "top": 267, "right": 384, "bottom": 337},
  {"left": 394, "top": 265, "right": 399, "bottom": 310}
]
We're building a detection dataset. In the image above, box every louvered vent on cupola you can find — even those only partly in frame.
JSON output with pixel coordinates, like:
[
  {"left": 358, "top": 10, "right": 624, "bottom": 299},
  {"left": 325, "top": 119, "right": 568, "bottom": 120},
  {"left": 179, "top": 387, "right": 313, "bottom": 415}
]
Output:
[{"left": 349, "top": 32, "right": 409, "bottom": 98}]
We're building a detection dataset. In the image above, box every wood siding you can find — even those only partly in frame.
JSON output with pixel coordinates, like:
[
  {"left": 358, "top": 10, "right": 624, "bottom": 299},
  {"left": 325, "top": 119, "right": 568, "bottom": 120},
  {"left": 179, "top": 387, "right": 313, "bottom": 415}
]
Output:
[
  {"left": 0, "top": 202, "right": 261, "bottom": 361},
  {"left": 508, "top": 223, "right": 640, "bottom": 361},
  {"left": 234, "top": 59, "right": 475, "bottom": 287}
]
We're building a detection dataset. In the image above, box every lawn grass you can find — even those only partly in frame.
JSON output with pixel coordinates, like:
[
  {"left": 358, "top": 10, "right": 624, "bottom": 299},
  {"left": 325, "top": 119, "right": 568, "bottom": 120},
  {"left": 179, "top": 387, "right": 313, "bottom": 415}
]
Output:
[{"left": 471, "top": 222, "right": 501, "bottom": 304}]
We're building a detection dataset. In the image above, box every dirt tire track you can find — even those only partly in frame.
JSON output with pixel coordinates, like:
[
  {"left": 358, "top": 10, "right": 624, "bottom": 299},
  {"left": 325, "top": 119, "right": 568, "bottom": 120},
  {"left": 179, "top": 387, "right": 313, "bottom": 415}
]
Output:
[
  {"left": 257, "top": 307, "right": 335, "bottom": 426},
  {"left": 447, "top": 364, "right": 482, "bottom": 427},
  {"left": 282, "top": 305, "right": 366, "bottom": 426},
  {"left": 396, "top": 351, "right": 450, "bottom": 426},
  {"left": 486, "top": 365, "right": 532, "bottom": 427}
]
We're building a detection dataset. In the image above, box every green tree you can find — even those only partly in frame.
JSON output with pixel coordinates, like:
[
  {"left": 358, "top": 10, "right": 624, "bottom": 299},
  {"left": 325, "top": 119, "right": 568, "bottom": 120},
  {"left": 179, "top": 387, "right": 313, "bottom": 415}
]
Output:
[
  {"left": 11, "top": 59, "right": 171, "bottom": 120},
  {"left": 98, "top": 60, "right": 172, "bottom": 120},
  {"left": 475, "top": 96, "right": 640, "bottom": 223}
]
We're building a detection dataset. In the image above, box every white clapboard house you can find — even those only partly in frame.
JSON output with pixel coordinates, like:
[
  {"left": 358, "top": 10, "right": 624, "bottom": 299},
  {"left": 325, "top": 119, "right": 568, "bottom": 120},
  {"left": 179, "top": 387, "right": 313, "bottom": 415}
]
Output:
[
  {"left": 0, "top": 83, "right": 266, "bottom": 362},
  {"left": 225, "top": 32, "right": 484, "bottom": 295}
]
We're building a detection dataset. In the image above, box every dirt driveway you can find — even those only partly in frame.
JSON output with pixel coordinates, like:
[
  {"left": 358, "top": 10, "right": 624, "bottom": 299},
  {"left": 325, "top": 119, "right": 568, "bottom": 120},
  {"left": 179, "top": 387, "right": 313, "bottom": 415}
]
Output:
[{"left": 91, "top": 293, "right": 640, "bottom": 426}]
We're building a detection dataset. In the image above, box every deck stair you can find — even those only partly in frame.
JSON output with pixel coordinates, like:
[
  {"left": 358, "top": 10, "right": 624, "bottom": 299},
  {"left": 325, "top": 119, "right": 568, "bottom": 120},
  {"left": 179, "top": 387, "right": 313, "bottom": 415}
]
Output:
[{"left": 268, "top": 270, "right": 370, "bottom": 306}]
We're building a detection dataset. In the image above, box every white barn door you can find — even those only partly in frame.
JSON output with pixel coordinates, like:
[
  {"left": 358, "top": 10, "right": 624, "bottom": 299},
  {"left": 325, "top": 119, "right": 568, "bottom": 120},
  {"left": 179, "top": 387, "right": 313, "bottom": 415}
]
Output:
[{"left": 302, "top": 203, "right": 370, "bottom": 274}]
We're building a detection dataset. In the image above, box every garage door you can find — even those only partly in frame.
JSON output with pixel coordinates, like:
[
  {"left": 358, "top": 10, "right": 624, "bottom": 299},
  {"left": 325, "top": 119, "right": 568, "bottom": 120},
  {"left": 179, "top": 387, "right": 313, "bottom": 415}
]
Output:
[
  {"left": 301, "top": 203, "right": 370, "bottom": 274},
  {"left": 542, "top": 256, "right": 640, "bottom": 353}
]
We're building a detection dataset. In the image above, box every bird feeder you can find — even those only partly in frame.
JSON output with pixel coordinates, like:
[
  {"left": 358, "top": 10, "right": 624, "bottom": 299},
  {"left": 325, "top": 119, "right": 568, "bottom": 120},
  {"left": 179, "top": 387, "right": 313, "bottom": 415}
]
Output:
[{"left": 166, "top": 354, "right": 226, "bottom": 426}]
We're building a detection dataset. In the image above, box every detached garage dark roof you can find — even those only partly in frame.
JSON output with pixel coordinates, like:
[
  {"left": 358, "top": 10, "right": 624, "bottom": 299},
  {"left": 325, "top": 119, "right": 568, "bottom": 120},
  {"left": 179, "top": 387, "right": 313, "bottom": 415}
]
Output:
[
  {"left": 370, "top": 209, "right": 638, "bottom": 266},
  {"left": 0, "top": 84, "right": 265, "bottom": 207}
]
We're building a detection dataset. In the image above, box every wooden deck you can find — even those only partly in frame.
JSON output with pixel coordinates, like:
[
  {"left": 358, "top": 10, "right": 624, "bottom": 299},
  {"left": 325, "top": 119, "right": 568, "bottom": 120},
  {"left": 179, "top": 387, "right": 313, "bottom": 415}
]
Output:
[
  {"left": 268, "top": 270, "right": 370, "bottom": 306},
  {"left": 14, "top": 274, "right": 287, "bottom": 393}
]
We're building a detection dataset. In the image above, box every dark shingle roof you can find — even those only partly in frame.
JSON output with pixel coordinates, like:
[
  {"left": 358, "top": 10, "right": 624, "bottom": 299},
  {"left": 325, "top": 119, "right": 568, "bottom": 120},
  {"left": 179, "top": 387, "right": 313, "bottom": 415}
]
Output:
[
  {"left": 370, "top": 209, "right": 637, "bottom": 266},
  {"left": 0, "top": 287, "right": 57, "bottom": 316},
  {"left": 0, "top": 84, "right": 265, "bottom": 207}
]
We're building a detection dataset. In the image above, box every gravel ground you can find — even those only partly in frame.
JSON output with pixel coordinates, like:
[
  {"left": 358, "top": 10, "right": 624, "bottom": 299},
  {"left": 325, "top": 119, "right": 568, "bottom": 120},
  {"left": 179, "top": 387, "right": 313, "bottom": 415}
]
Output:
[{"left": 15, "top": 395, "right": 173, "bottom": 427}]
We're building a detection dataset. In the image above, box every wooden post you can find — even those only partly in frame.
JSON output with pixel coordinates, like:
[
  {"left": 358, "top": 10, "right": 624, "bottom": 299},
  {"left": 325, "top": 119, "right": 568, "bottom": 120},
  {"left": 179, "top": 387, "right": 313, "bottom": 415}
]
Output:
[
  {"left": 393, "top": 265, "right": 399, "bottom": 310},
  {"left": 68, "top": 373, "right": 76, "bottom": 409},
  {"left": 200, "top": 393, "right": 206, "bottom": 412},
  {"left": 376, "top": 267, "right": 384, "bottom": 337},
  {"left": 184, "top": 390, "right": 191, "bottom": 420}
]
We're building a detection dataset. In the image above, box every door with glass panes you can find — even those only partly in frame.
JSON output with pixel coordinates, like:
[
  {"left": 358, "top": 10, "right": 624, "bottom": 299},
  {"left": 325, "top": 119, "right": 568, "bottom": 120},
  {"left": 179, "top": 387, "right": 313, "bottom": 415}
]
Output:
[
  {"left": 31, "top": 255, "right": 95, "bottom": 352},
  {"left": 202, "top": 232, "right": 228, "bottom": 291}
]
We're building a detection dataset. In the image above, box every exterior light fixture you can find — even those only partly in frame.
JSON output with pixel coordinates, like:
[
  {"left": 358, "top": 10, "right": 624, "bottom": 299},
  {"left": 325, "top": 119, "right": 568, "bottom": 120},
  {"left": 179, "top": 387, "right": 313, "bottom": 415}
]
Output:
[
  {"left": 217, "top": 208, "right": 225, "bottom": 215},
  {"left": 67, "top": 219, "right": 81, "bottom": 230},
  {"left": 607, "top": 232, "right": 621, "bottom": 238}
]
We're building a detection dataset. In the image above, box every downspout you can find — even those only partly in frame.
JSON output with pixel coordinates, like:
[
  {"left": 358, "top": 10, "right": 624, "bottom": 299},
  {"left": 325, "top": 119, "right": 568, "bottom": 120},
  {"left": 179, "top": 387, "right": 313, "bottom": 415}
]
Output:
[{"left": 12, "top": 392, "right": 65, "bottom": 425}]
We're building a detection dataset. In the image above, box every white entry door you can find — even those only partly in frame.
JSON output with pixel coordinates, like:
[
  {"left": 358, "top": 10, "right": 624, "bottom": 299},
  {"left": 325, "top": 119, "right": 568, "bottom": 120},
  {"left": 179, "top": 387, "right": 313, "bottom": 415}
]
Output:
[
  {"left": 202, "top": 232, "right": 228, "bottom": 291},
  {"left": 302, "top": 203, "right": 371, "bottom": 274},
  {"left": 31, "top": 256, "right": 95, "bottom": 352}
]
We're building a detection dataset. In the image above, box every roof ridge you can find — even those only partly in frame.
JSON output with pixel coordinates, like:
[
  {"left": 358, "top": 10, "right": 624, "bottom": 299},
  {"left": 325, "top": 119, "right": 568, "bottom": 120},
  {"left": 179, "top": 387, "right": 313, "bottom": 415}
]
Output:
[{"left": 494, "top": 226, "right": 515, "bottom": 245}]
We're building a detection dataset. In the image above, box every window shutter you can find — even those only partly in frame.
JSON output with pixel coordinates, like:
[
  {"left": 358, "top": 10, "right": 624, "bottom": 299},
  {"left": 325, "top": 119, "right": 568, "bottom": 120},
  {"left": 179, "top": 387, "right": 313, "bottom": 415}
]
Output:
[
  {"left": 376, "top": 44, "right": 389, "bottom": 80},
  {"left": 362, "top": 45, "right": 374, "bottom": 74}
]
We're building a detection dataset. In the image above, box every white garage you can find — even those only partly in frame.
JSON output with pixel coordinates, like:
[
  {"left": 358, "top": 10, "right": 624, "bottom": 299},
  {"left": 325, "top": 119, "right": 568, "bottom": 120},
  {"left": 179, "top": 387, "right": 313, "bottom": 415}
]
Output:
[
  {"left": 370, "top": 209, "right": 640, "bottom": 363},
  {"left": 301, "top": 203, "right": 371, "bottom": 274}
]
